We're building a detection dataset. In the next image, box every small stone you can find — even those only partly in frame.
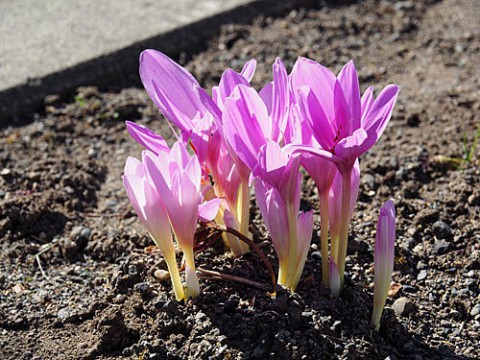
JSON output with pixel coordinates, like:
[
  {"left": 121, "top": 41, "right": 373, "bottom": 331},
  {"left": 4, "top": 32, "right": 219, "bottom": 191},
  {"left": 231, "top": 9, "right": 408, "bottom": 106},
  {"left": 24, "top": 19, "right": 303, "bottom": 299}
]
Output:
[
  {"left": 432, "top": 221, "right": 452, "bottom": 240},
  {"left": 466, "top": 270, "right": 475, "bottom": 278},
  {"left": 153, "top": 269, "right": 170, "bottom": 282},
  {"left": 195, "top": 311, "right": 206, "bottom": 324},
  {"left": 362, "top": 173, "right": 376, "bottom": 189},
  {"left": 106, "top": 200, "right": 117, "bottom": 207},
  {"left": 113, "top": 294, "right": 126, "bottom": 304},
  {"left": 413, "top": 243, "right": 424, "bottom": 255},
  {"left": 134, "top": 282, "right": 150, "bottom": 293},
  {"left": 392, "top": 297, "right": 416, "bottom": 316},
  {"left": 470, "top": 304, "right": 480, "bottom": 317},
  {"left": 57, "top": 308, "right": 72, "bottom": 321},
  {"left": 416, "top": 261, "right": 426, "bottom": 270},
  {"left": 417, "top": 270, "right": 427, "bottom": 281},
  {"left": 88, "top": 148, "right": 98, "bottom": 157},
  {"left": 432, "top": 239, "right": 452, "bottom": 255},
  {"left": 70, "top": 226, "right": 91, "bottom": 250}
]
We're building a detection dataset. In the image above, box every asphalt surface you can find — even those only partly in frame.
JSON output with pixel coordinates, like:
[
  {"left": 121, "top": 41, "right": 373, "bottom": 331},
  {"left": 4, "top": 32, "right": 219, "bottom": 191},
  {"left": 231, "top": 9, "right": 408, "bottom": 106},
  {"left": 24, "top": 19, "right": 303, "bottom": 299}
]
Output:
[{"left": 0, "top": 0, "right": 314, "bottom": 125}]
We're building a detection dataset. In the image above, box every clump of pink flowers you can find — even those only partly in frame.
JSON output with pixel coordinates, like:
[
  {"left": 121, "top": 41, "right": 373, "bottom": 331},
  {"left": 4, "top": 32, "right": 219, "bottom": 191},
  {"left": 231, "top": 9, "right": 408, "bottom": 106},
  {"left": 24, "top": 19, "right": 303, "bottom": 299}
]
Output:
[{"left": 124, "top": 49, "right": 398, "bottom": 328}]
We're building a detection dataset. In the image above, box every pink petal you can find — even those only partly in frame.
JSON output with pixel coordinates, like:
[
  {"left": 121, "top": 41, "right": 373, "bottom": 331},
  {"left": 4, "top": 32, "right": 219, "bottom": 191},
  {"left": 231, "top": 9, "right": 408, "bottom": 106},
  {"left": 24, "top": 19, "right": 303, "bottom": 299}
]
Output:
[
  {"left": 265, "top": 187, "right": 290, "bottom": 260},
  {"left": 297, "top": 86, "right": 337, "bottom": 151},
  {"left": 361, "top": 85, "right": 400, "bottom": 150},
  {"left": 337, "top": 60, "right": 361, "bottom": 131},
  {"left": 169, "top": 170, "right": 199, "bottom": 245},
  {"left": 125, "top": 121, "right": 169, "bottom": 155},
  {"left": 259, "top": 82, "right": 273, "bottom": 114},
  {"left": 361, "top": 86, "right": 375, "bottom": 115},
  {"left": 190, "top": 114, "right": 217, "bottom": 173},
  {"left": 144, "top": 151, "right": 175, "bottom": 206},
  {"left": 334, "top": 128, "right": 368, "bottom": 169},
  {"left": 198, "top": 198, "right": 221, "bottom": 222},
  {"left": 222, "top": 85, "right": 269, "bottom": 171},
  {"left": 270, "top": 58, "right": 289, "bottom": 140},
  {"left": 124, "top": 156, "right": 145, "bottom": 178},
  {"left": 169, "top": 141, "right": 191, "bottom": 170},
  {"left": 329, "top": 257, "right": 341, "bottom": 297},
  {"left": 333, "top": 79, "right": 354, "bottom": 139},
  {"left": 256, "top": 141, "right": 302, "bottom": 203},
  {"left": 123, "top": 160, "right": 173, "bottom": 255},
  {"left": 290, "top": 57, "right": 336, "bottom": 121},
  {"left": 216, "top": 68, "right": 250, "bottom": 110},
  {"left": 301, "top": 154, "right": 337, "bottom": 194},
  {"left": 296, "top": 210, "right": 314, "bottom": 262},
  {"left": 184, "top": 155, "right": 202, "bottom": 192},
  {"left": 240, "top": 59, "right": 257, "bottom": 82},
  {"left": 139, "top": 49, "right": 219, "bottom": 135},
  {"left": 375, "top": 199, "right": 396, "bottom": 269}
]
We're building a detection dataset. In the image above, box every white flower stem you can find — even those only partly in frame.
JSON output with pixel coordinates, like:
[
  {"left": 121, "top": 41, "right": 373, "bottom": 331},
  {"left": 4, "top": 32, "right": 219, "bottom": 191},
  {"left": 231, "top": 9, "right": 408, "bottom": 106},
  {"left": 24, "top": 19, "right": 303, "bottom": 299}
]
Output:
[
  {"left": 337, "top": 168, "right": 352, "bottom": 289},
  {"left": 319, "top": 191, "right": 330, "bottom": 287}
]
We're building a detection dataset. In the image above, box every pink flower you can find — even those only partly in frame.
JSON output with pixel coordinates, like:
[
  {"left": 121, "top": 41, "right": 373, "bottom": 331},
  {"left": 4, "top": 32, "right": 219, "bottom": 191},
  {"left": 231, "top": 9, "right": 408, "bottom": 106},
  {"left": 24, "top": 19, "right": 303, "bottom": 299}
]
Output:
[
  {"left": 122, "top": 155, "right": 184, "bottom": 301},
  {"left": 143, "top": 141, "right": 220, "bottom": 298},
  {"left": 372, "top": 200, "right": 396, "bottom": 331},
  {"left": 253, "top": 141, "right": 313, "bottom": 291},
  {"left": 292, "top": 58, "right": 399, "bottom": 173},
  {"left": 284, "top": 105, "right": 337, "bottom": 287},
  {"left": 136, "top": 49, "right": 261, "bottom": 255},
  {"left": 290, "top": 58, "right": 399, "bottom": 287}
]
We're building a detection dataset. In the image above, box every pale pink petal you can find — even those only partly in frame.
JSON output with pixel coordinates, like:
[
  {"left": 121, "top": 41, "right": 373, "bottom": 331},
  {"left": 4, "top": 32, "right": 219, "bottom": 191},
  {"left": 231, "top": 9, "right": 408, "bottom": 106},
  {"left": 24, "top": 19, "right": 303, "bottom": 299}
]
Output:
[
  {"left": 184, "top": 155, "right": 202, "bottom": 192},
  {"left": 296, "top": 210, "right": 314, "bottom": 263},
  {"left": 144, "top": 151, "right": 175, "bottom": 205},
  {"left": 361, "top": 86, "right": 375, "bottom": 115},
  {"left": 333, "top": 79, "right": 354, "bottom": 139},
  {"left": 334, "top": 128, "right": 368, "bottom": 169},
  {"left": 198, "top": 198, "right": 221, "bottom": 222},
  {"left": 124, "top": 156, "right": 145, "bottom": 178},
  {"left": 329, "top": 257, "right": 341, "bottom": 297},
  {"left": 240, "top": 59, "right": 257, "bottom": 82},
  {"left": 139, "top": 49, "right": 219, "bottom": 134},
  {"left": 265, "top": 187, "right": 290, "bottom": 260},
  {"left": 301, "top": 154, "right": 337, "bottom": 194},
  {"left": 169, "top": 141, "right": 191, "bottom": 170},
  {"left": 222, "top": 85, "right": 269, "bottom": 171},
  {"left": 290, "top": 57, "right": 336, "bottom": 121},
  {"left": 361, "top": 85, "right": 400, "bottom": 151},
  {"left": 169, "top": 171, "right": 199, "bottom": 245},
  {"left": 270, "top": 58, "right": 289, "bottom": 140},
  {"left": 216, "top": 69, "right": 250, "bottom": 110},
  {"left": 373, "top": 200, "right": 396, "bottom": 330},
  {"left": 126, "top": 121, "right": 170, "bottom": 155},
  {"left": 259, "top": 82, "right": 273, "bottom": 114},
  {"left": 297, "top": 86, "right": 337, "bottom": 151},
  {"left": 337, "top": 60, "right": 361, "bottom": 131}
]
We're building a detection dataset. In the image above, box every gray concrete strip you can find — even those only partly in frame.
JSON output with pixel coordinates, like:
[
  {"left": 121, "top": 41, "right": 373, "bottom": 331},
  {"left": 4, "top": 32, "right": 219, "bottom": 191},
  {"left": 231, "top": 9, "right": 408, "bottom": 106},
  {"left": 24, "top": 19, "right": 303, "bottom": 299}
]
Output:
[{"left": 0, "top": 0, "right": 315, "bottom": 125}]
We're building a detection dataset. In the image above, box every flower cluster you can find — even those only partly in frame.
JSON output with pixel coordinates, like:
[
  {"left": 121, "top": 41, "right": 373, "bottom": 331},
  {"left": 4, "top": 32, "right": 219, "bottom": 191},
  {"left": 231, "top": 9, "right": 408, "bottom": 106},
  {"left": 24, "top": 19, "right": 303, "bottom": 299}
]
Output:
[{"left": 123, "top": 49, "right": 399, "bottom": 321}]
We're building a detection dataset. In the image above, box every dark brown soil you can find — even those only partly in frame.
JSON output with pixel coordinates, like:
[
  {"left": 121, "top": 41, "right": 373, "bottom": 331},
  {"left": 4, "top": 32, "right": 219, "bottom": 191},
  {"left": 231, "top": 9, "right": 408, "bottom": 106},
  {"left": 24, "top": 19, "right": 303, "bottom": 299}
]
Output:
[{"left": 1, "top": 0, "right": 479, "bottom": 359}]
